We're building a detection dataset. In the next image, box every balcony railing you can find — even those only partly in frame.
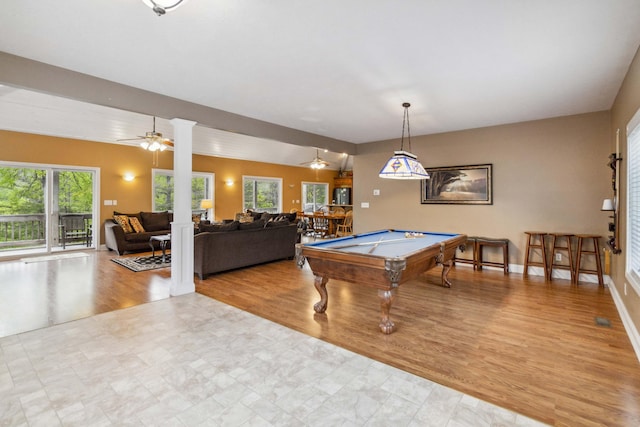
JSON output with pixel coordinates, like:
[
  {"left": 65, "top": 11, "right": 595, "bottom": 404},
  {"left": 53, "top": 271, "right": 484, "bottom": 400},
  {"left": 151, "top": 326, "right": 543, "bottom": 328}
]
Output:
[{"left": 0, "top": 214, "right": 92, "bottom": 249}]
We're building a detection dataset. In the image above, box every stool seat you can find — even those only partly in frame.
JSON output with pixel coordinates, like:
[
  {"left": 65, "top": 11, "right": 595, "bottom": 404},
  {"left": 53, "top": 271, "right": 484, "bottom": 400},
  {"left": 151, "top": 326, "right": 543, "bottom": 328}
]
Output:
[
  {"left": 523, "top": 231, "right": 549, "bottom": 279},
  {"left": 476, "top": 238, "right": 509, "bottom": 274},
  {"left": 574, "top": 234, "right": 604, "bottom": 286}
]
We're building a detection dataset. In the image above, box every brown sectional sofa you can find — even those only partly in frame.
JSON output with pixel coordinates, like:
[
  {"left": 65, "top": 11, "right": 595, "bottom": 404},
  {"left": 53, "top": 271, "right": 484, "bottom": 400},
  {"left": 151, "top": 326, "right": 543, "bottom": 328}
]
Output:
[
  {"left": 194, "top": 217, "right": 298, "bottom": 279},
  {"left": 104, "top": 211, "right": 173, "bottom": 255}
]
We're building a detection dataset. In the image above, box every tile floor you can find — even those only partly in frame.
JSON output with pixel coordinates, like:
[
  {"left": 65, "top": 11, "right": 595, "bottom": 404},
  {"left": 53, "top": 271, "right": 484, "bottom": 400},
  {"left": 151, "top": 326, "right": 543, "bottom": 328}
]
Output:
[{"left": 0, "top": 293, "right": 548, "bottom": 426}]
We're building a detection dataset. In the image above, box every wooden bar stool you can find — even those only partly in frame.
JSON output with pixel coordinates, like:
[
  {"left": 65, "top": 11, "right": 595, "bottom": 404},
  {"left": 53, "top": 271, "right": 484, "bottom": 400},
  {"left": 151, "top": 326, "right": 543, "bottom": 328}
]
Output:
[
  {"left": 453, "top": 236, "right": 478, "bottom": 269},
  {"left": 476, "top": 237, "right": 509, "bottom": 274},
  {"left": 523, "top": 231, "right": 548, "bottom": 279},
  {"left": 548, "top": 232, "right": 575, "bottom": 282},
  {"left": 574, "top": 234, "right": 604, "bottom": 286}
]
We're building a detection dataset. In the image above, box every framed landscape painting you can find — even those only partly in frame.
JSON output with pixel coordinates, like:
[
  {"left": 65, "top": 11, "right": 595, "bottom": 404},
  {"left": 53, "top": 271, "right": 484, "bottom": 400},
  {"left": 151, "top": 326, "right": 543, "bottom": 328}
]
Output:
[{"left": 420, "top": 164, "right": 493, "bottom": 205}]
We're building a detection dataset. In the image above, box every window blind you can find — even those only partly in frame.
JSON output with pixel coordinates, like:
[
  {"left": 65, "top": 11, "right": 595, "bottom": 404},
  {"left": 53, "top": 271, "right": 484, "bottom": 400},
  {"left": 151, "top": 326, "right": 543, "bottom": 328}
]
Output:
[{"left": 626, "top": 108, "right": 640, "bottom": 293}]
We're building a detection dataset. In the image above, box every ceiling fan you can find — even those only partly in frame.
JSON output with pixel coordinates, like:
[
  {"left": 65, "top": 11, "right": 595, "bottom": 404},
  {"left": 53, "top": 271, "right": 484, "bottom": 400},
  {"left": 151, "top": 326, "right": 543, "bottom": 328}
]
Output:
[
  {"left": 301, "top": 148, "right": 330, "bottom": 169},
  {"left": 117, "top": 117, "right": 173, "bottom": 152}
]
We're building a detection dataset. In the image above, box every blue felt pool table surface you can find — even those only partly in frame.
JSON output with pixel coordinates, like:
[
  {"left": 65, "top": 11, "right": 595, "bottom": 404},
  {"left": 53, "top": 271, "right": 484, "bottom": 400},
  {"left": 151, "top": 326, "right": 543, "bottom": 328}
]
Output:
[{"left": 301, "top": 229, "right": 461, "bottom": 258}]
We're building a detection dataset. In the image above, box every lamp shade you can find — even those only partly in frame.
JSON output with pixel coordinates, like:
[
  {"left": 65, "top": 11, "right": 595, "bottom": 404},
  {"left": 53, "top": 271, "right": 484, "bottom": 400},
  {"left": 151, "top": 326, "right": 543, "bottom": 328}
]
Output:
[
  {"left": 601, "top": 198, "right": 615, "bottom": 211},
  {"left": 200, "top": 199, "right": 213, "bottom": 210},
  {"left": 378, "top": 151, "right": 430, "bottom": 180}
]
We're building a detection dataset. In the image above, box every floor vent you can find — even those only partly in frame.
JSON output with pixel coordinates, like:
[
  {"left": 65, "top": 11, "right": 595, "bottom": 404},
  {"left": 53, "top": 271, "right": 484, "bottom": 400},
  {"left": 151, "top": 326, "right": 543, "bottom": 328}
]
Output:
[{"left": 595, "top": 317, "right": 611, "bottom": 327}]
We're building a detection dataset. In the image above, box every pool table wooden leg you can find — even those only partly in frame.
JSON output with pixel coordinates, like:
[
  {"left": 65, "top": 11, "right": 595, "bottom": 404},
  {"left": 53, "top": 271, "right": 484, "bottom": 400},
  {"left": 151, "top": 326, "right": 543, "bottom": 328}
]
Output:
[
  {"left": 378, "top": 289, "right": 396, "bottom": 334},
  {"left": 313, "top": 275, "right": 329, "bottom": 313},
  {"left": 441, "top": 259, "right": 453, "bottom": 288}
]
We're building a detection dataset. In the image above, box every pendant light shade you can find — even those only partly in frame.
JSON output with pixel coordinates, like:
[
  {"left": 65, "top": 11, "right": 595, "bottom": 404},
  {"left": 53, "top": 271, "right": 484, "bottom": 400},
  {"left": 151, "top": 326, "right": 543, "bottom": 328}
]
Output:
[{"left": 379, "top": 103, "right": 429, "bottom": 180}]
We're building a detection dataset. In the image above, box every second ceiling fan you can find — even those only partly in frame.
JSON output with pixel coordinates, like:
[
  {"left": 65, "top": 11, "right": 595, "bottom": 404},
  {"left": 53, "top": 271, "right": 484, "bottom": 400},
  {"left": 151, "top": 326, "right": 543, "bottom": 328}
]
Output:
[{"left": 301, "top": 148, "right": 330, "bottom": 169}]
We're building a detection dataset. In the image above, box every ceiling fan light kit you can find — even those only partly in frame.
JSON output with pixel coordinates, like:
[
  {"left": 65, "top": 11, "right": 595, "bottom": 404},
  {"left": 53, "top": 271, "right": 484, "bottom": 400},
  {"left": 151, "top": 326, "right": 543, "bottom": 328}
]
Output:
[
  {"left": 117, "top": 116, "right": 173, "bottom": 153},
  {"left": 140, "top": 139, "right": 168, "bottom": 152},
  {"left": 142, "top": 0, "right": 188, "bottom": 16},
  {"left": 304, "top": 148, "right": 330, "bottom": 169}
]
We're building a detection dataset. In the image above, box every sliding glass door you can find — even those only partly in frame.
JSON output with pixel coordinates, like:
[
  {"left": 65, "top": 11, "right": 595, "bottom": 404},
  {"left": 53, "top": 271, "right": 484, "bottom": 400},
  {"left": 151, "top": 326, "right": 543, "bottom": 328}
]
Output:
[{"left": 0, "top": 162, "right": 97, "bottom": 256}]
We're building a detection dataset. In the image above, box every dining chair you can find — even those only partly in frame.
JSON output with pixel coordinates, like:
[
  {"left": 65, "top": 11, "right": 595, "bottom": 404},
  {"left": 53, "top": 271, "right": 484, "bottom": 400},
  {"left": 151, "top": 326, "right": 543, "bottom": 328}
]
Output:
[
  {"left": 335, "top": 210, "right": 353, "bottom": 237},
  {"left": 312, "top": 211, "right": 329, "bottom": 239}
]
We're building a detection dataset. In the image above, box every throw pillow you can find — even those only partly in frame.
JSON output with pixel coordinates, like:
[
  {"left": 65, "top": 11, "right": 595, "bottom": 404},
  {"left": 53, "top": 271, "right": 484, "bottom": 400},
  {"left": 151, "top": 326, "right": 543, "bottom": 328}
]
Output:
[
  {"left": 113, "top": 215, "right": 134, "bottom": 233},
  {"left": 129, "top": 216, "right": 145, "bottom": 233},
  {"left": 239, "top": 213, "right": 254, "bottom": 223}
]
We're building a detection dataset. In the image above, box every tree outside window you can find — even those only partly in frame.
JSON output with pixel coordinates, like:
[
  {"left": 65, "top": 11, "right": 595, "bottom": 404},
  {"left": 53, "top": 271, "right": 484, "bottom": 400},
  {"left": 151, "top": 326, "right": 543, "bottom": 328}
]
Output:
[
  {"left": 152, "top": 169, "right": 214, "bottom": 214},
  {"left": 243, "top": 176, "right": 282, "bottom": 213},
  {"left": 302, "top": 182, "right": 328, "bottom": 212}
]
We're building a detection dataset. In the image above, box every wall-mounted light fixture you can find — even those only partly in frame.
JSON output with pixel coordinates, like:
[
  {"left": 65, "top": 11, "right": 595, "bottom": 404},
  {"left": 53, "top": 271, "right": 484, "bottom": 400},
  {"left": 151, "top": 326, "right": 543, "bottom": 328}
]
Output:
[
  {"left": 225, "top": 179, "right": 234, "bottom": 186},
  {"left": 123, "top": 173, "right": 135, "bottom": 182}
]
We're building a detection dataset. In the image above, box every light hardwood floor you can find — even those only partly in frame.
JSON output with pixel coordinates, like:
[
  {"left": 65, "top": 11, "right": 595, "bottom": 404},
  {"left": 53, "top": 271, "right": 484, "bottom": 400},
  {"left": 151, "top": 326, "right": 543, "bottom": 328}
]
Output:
[{"left": 1, "top": 248, "right": 639, "bottom": 426}]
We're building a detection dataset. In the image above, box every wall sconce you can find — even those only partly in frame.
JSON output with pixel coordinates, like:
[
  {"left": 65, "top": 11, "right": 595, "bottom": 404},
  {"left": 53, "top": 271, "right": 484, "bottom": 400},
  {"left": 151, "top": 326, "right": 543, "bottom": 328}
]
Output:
[
  {"left": 123, "top": 173, "right": 135, "bottom": 182},
  {"left": 225, "top": 179, "right": 234, "bottom": 186}
]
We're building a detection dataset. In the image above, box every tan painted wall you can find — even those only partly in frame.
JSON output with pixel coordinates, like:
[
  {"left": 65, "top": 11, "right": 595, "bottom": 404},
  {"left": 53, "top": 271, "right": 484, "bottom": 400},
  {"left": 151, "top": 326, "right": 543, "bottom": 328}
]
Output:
[
  {"left": 354, "top": 111, "right": 611, "bottom": 269},
  {"left": 611, "top": 45, "right": 640, "bottom": 336},
  {"left": 0, "top": 130, "right": 337, "bottom": 244}
]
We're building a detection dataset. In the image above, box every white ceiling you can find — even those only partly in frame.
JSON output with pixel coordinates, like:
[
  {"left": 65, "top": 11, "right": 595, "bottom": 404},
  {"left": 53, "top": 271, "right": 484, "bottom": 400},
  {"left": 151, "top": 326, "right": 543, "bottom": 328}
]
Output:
[{"left": 1, "top": 0, "right": 639, "bottom": 168}]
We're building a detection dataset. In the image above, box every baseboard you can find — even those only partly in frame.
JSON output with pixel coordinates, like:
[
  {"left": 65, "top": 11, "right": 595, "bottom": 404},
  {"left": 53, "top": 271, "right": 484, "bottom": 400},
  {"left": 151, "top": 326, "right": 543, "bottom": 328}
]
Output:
[{"left": 608, "top": 281, "right": 640, "bottom": 363}]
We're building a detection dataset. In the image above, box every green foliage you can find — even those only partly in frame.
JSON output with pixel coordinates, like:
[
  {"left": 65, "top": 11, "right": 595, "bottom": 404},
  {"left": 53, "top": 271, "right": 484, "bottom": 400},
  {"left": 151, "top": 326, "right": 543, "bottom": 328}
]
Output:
[
  {"left": 0, "top": 167, "right": 46, "bottom": 214},
  {"left": 57, "top": 171, "right": 93, "bottom": 213},
  {"left": 0, "top": 167, "right": 93, "bottom": 215},
  {"left": 154, "top": 174, "right": 174, "bottom": 211},
  {"left": 244, "top": 178, "right": 280, "bottom": 212},
  {"left": 154, "top": 173, "right": 209, "bottom": 211}
]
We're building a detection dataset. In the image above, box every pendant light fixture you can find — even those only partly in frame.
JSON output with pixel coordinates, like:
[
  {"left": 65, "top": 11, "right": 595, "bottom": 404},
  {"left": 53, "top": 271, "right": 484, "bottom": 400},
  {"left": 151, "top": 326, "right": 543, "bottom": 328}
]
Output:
[
  {"left": 379, "top": 103, "right": 429, "bottom": 180},
  {"left": 142, "top": 0, "right": 188, "bottom": 16}
]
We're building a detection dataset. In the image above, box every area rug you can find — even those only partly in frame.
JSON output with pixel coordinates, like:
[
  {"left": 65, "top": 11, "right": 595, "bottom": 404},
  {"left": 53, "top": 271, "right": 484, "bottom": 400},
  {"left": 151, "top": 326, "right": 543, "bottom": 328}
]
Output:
[
  {"left": 111, "top": 254, "right": 171, "bottom": 272},
  {"left": 22, "top": 252, "right": 90, "bottom": 263}
]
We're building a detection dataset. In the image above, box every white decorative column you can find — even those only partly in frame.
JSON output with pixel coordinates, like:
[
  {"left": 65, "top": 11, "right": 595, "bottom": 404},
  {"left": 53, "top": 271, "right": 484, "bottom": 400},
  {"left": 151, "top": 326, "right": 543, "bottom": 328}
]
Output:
[{"left": 170, "top": 118, "right": 197, "bottom": 296}]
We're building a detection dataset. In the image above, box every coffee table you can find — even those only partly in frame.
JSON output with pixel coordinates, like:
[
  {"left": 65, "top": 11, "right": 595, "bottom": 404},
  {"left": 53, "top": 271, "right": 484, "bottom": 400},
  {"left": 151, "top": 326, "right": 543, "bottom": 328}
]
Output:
[{"left": 149, "top": 234, "right": 171, "bottom": 263}]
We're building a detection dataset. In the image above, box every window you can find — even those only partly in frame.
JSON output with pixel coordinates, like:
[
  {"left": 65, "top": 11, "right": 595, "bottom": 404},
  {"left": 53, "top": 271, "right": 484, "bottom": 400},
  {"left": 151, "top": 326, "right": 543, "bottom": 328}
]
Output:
[
  {"left": 302, "top": 182, "right": 329, "bottom": 212},
  {"left": 0, "top": 162, "right": 97, "bottom": 255},
  {"left": 243, "top": 176, "right": 282, "bottom": 213},
  {"left": 626, "top": 107, "right": 640, "bottom": 295},
  {"left": 152, "top": 169, "right": 214, "bottom": 217}
]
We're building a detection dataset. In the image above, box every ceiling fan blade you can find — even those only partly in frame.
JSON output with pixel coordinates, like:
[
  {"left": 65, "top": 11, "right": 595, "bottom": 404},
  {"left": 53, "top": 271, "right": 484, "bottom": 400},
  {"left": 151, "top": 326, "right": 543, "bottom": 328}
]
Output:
[{"left": 117, "top": 136, "right": 146, "bottom": 142}]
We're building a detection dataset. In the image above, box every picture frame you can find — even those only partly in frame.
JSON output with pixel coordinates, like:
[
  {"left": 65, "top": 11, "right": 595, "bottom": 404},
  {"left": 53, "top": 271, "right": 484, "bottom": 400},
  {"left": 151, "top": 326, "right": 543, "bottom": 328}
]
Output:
[{"left": 420, "top": 164, "right": 493, "bottom": 205}]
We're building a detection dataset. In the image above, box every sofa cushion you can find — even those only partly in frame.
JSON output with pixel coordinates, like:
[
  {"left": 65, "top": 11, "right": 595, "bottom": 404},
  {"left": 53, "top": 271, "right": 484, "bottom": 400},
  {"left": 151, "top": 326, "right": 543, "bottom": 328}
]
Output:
[
  {"left": 141, "top": 211, "right": 170, "bottom": 231},
  {"left": 129, "top": 216, "right": 145, "bottom": 233},
  {"left": 238, "top": 219, "right": 266, "bottom": 230},
  {"left": 113, "top": 215, "right": 134, "bottom": 233},
  {"left": 200, "top": 221, "right": 240, "bottom": 233}
]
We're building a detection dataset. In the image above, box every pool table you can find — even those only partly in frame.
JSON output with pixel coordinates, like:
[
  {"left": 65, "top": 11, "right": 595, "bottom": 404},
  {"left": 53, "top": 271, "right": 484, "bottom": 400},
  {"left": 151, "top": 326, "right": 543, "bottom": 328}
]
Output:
[{"left": 295, "top": 229, "right": 467, "bottom": 334}]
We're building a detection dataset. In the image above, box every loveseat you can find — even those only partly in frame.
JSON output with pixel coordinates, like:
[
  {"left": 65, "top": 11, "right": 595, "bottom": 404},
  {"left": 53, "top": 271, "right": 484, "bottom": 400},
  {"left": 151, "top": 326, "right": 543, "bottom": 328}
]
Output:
[
  {"left": 104, "top": 211, "right": 173, "bottom": 255},
  {"left": 194, "top": 216, "right": 298, "bottom": 279}
]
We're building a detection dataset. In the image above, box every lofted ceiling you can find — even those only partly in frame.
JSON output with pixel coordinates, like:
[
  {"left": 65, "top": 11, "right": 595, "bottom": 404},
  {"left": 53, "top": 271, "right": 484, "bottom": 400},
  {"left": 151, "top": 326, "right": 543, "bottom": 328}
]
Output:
[{"left": 1, "top": 0, "right": 640, "bottom": 169}]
